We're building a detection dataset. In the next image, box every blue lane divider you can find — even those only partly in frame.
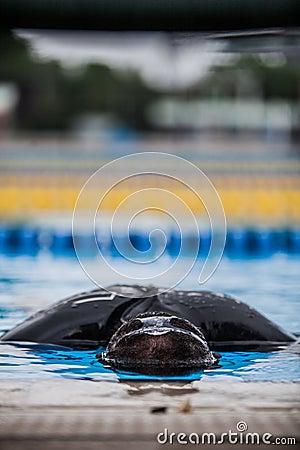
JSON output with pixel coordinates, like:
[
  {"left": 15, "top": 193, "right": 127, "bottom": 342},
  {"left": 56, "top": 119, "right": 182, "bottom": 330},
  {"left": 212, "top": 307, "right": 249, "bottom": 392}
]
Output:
[
  {"left": 129, "top": 233, "right": 151, "bottom": 252},
  {"left": 75, "top": 234, "right": 97, "bottom": 256},
  {"left": 287, "top": 228, "right": 300, "bottom": 253},
  {"left": 273, "top": 230, "right": 288, "bottom": 252},
  {"left": 0, "top": 225, "right": 10, "bottom": 251},
  {"left": 0, "top": 225, "right": 300, "bottom": 256},
  {"left": 225, "top": 229, "right": 248, "bottom": 256},
  {"left": 247, "top": 229, "right": 275, "bottom": 255},
  {"left": 109, "top": 233, "right": 158, "bottom": 258},
  {"left": 18, "top": 226, "right": 39, "bottom": 252},
  {"left": 108, "top": 234, "right": 125, "bottom": 258},
  {"left": 51, "top": 230, "right": 74, "bottom": 253},
  {"left": 167, "top": 232, "right": 181, "bottom": 257},
  {"left": 198, "top": 231, "right": 211, "bottom": 256}
]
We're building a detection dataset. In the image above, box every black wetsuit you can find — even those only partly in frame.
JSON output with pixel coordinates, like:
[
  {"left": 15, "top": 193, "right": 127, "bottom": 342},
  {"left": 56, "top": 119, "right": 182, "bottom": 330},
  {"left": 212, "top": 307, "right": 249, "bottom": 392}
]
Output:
[{"left": 1, "top": 285, "right": 295, "bottom": 350}]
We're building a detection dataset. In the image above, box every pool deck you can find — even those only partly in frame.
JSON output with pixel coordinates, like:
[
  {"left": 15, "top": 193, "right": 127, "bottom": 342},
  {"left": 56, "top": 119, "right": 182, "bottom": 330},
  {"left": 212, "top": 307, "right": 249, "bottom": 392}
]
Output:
[{"left": 0, "top": 378, "right": 299, "bottom": 449}]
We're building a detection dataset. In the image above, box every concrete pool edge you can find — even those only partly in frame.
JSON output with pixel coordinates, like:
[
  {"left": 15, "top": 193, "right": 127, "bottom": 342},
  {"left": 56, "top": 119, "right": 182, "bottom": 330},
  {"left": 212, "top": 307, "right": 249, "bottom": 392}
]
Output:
[{"left": 0, "top": 379, "right": 299, "bottom": 449}]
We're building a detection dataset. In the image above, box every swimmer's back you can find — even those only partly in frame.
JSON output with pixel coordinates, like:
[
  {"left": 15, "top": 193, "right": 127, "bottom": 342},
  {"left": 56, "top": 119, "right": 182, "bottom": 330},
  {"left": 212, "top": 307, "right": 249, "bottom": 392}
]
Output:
[{"left": 1, "top": 285, "right": 296, "bottom": 349}]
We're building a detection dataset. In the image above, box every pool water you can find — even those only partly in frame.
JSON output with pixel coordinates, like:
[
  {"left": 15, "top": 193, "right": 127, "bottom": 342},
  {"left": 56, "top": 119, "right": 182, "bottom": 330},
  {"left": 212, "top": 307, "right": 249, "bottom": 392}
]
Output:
[
  {"left": 0, "top": 252, "right": 299, "bottom": 382},
  {"left": 0, "top": 342, "right": 299, "bottom": 382}
]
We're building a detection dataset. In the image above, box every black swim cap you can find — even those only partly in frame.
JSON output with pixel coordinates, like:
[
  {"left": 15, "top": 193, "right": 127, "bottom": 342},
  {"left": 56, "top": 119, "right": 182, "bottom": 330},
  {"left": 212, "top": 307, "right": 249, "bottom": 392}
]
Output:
[{"left": 100, "top": 312, "right": 217, "bottom": 376}]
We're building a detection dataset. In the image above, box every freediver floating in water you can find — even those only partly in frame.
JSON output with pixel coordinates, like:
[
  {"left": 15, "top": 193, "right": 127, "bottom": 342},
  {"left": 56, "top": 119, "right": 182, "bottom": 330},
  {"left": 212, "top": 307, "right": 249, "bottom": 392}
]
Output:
[
  {"left": 1, "top": 285, "right": 296, "bottom": 376},
  {"left": 102, "top": 311, "right": 218, "bottom": 376}
]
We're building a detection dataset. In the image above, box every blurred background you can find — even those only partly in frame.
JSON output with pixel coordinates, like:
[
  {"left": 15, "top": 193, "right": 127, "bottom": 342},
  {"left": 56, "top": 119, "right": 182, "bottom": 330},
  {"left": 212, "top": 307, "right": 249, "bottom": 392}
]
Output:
[
  {"left": 0, "top": 0, "right": 300, "bottom": 417},
  {"left": 0, "top": 22, "right": 300, "bottom": 358},
  {"left": 0, "top": 29, "right": 300, "bottom": 255}
]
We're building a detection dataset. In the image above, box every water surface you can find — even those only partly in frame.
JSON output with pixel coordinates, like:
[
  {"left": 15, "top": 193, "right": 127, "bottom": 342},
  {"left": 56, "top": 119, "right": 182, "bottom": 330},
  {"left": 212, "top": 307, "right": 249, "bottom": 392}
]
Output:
[{"left": 0, "top": 252, "right": 299, "bottom": 382}]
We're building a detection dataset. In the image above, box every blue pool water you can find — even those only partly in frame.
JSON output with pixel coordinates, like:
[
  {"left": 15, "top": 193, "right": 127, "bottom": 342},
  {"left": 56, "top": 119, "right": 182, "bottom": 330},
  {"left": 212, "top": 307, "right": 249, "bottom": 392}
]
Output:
[
  {"left": 0, "top": 251, "right": 299, "bottom": 382},
  {"left": 0, "top": 342, "right": 299, "bottom": 382}
]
